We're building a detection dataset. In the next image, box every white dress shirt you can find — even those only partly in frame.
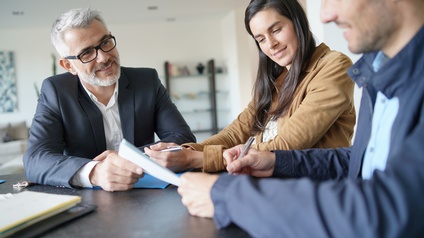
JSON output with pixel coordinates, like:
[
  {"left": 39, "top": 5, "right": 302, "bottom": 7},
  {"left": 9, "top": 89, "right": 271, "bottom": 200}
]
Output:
[{"left": 71, "top": 83, "right": 123, "bottom": 187}]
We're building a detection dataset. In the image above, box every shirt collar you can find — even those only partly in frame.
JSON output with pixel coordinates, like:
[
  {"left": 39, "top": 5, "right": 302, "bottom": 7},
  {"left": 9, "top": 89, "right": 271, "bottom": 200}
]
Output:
[
  {"left": 81, "top": 81, "right": 119, "bottom": 104},
  {"left": 372, "top": 51, "right": 390, "bottom": 72}
]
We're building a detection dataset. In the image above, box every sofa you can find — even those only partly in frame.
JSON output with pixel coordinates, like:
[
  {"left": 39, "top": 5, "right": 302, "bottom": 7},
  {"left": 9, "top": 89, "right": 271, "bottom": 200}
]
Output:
[{"left": 0, "top": 121, "right": 28, "bottom": 175}]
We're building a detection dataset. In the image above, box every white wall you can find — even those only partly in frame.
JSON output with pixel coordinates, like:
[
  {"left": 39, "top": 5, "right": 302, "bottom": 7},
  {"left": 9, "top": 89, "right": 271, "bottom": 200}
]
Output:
[
  {"left": 0, "top": 15, "right": 251, "bottom": 128},
  {"left": 0, "top": 27, "right": 54, "bottom": 126},
  {"left": 220, "top": 7, "right": 257, "bottom": 121}
]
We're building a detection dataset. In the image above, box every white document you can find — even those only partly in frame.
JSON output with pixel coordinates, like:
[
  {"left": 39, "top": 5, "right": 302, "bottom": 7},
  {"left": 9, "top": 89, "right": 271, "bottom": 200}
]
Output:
[{"left": 118, "top": 139, "right": 181, "bottom": 186}]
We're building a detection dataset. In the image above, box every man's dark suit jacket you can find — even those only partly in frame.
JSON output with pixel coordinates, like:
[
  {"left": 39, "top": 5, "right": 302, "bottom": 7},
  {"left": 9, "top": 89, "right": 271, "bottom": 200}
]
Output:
[{"left": 23, "top": 67, "right": 195, "bottom": 187}]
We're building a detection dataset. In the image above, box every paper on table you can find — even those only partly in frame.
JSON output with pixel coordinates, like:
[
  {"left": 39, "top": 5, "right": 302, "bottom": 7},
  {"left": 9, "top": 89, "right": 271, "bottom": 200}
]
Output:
[{"left": 118, "top": 139, "right": 181, "bottom": 186}]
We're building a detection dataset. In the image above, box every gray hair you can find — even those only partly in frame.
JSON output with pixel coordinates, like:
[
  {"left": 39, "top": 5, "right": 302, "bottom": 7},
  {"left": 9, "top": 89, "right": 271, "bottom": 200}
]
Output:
[{"left": 51, "top": 8, "right": 107, "bottom": 57}]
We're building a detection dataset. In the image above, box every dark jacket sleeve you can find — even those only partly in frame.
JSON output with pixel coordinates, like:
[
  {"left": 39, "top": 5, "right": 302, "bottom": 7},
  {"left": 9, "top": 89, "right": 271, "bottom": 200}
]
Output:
[
  {"left": 24, "top": 76, "right": 91, "bottom": 187},
  {"left": 272, "top": 147, "right": 350, "bottom": 180},
  {"left": 211, "top": 124, "right": 424, "bottom": 238}
]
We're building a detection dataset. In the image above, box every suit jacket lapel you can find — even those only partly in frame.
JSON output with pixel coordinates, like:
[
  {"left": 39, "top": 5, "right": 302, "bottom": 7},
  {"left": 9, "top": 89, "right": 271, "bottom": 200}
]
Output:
[
  {"left": 118, "top": 70, "right": 135, "bottom": 143},
  {"left": 77, "top": 81, "right": 107, "bottom": 154}
]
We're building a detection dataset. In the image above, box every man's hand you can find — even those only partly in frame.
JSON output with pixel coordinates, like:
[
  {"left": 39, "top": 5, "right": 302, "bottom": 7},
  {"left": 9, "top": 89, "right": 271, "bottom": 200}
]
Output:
[
  {"left": 223, "top": 145, "right": 276, "bottom": 177},
  {"left": 144, "top": 142, "right": 203, "bottom": 171},
  {"left": 177, "top": 172, "right": 219, "bottom": 218},
  {"left": 89, "top": 150, "right": 144, "bottom": 192}
]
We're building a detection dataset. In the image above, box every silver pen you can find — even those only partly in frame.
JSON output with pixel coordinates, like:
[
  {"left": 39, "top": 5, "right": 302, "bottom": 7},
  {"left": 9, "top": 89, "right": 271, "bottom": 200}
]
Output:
[
  {"left": 237, "top": 136, "right": 255, "bottom": 160},
  {"left": 160, "top": 146, "right": 182, "bottom": 152}
]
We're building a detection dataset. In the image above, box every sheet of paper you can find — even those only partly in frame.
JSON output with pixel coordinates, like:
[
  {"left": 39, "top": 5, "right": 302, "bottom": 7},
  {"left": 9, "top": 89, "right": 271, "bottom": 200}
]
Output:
[{"left": 118, "top": 139, "right": 181, "bottom": 186}]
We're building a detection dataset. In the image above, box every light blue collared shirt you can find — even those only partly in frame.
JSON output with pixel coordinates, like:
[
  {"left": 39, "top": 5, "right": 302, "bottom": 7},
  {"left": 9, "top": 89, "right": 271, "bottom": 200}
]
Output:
[
  {"left": 361, "top": 51, "right": 398, "bottom": 179},
  {"left": 361, "top": 92, "right": 399, "bottom": 179}
]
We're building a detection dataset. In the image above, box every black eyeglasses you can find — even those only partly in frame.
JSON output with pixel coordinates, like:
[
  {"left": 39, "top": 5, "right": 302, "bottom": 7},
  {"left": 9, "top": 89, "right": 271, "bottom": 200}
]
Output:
[{"left": 65, "top": 35, "right": 117, "bottom": 64}]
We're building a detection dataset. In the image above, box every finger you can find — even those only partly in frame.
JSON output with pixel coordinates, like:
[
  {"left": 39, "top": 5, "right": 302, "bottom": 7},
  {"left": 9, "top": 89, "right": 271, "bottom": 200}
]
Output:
[
  {"left": 108, "top": 168, "right": 142, "bottom": 183},
  {"left": 144, "top": 148, "right": 169, "bottom": 163},
  {"left": 149, "top": 156, "right": 167, "bottom": 168},
  {"left": 115, "top": 173, "right": 141, "bottom": 184},
  {"left": 177, "top": 185, "right": 184, "bottom": 196},
  {"left": 227, "top": 155, "right": 247, "bottom": 172},
  {"left": 180, "top": 194, "right": 193, "bottom": 207},
  {"left": 178, "top": 172, "right": 196, "bottom": 188},
  {"left": 92, "top": 168, "right": 138, "bottom": 192},
  {"left": 226, "top": 154, "right": 239, "bottom": 173},
  {"left": 223, "top": 145, "right": 244, "bottom": 162},
  {"left": 93, "top": 150, "right": 115, "bottom": 161},
  {"left": 227, "top": 155, "right": 257, "bottom": 174},
  {"left": 143, "top": 147, "right": 153, "bottom": 159},
  {"left": 149, "top": 142, "right": 178, "bottom": 151},
  {"left": 144, "top": 147, "right": 161, "bottom": 158},
  {"left": 103, "top": 182, "right": 135, "bottom": 192},
  {"left": 107, "top": 154, "right": 144, "bottom": 175},
  {"left": 181, "top": 172, "right": 195, "bottom": 180},
  {"left": 146, "top": 150, "right": 181, "bottom": 169}
]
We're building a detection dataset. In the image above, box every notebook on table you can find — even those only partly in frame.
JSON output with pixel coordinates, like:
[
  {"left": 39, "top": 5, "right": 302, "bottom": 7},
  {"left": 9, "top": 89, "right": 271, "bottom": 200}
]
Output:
[{"left": 0, "top": 191, "right": 95, "bottom": 238}]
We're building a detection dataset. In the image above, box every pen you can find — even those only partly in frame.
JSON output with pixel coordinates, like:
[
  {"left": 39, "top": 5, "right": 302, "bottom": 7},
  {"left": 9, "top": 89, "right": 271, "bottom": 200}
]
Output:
[
  {"left": 237, "top": 136, "right": 255, "bottom": 160},
  {"left": 160, "top": 146, "right": 182, "bottom": 152}
]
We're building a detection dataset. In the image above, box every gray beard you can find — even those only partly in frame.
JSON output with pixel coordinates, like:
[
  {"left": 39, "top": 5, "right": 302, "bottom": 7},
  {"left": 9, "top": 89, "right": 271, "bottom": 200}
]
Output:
[
  {"left": 80, "top": 69, "right": 120, "bottom": 87},
  {"left": 78, "top": 66, "right": 121, "bottom": 87}
]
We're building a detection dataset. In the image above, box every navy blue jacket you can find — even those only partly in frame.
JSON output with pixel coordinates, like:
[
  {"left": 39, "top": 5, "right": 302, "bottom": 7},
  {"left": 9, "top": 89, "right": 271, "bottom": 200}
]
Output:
[
  {"left": 211, "top": 25, "right": 424, "bottom": 238},
  {"left": 24, "top": 67, "right": 195, "bottom": 187}
]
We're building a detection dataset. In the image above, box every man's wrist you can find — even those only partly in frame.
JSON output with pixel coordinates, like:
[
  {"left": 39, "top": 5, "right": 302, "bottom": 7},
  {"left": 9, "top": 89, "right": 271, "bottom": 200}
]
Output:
[
  {"left": 71, "top": 161, "right": 99, "bottom": 188},
  {"left": 187, "top": 149, "right": 204, "bottom": 169}
]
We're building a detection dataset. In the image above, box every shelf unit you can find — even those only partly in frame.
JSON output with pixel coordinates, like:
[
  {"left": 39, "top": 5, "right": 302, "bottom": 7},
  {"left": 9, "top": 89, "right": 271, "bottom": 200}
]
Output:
[{"left": 164, "top": 59, "right": 219, "bottom": 139}]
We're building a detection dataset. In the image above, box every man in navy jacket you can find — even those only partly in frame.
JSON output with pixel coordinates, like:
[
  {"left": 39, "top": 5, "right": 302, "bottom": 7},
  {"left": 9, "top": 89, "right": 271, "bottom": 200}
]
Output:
[
  {"left": 178, "top": 0, "right": 424, "bottom": 237},
  {"left": 24, "top": 8, "right": 195, "bottom": 191}
]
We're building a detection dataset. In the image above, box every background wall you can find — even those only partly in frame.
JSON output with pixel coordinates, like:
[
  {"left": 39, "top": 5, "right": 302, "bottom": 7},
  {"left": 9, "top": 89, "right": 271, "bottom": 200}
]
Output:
[
  {"left": 0, "top": 7, "right": 256, "bottom": 129},
  {"left": 0, "top": 27, "right": 52, "bottom": 125}
]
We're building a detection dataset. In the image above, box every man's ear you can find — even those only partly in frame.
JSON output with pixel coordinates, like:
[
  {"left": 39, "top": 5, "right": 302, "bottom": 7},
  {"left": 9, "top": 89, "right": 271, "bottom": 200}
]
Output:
[{"left": 59, "top": 58, "right": 77, "bottom": 75}]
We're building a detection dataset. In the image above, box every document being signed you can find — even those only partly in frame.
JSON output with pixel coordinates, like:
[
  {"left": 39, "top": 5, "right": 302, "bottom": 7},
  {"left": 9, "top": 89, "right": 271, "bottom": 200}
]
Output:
[{"left": 118, "top": 139, "right": 181, "bottom": 186}]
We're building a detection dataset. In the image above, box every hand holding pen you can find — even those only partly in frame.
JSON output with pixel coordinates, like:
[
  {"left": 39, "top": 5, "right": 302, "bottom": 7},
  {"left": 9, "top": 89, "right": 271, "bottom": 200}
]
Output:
[
  {"left": 224, "top": 136, "right": 255, "bottom": 175},
  {"left": 237, "top": 136, "right": 255, "bottom": 160},
  {"left": 224, "top": 136, "right": 275, "bottom": 177}
]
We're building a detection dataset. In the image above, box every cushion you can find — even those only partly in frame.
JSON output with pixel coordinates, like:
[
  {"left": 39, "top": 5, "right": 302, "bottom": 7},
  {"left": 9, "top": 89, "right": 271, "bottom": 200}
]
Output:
[
  {"left": 0, "top": 121, "right": 28, "bottom": 142},
  {"left": 8, "top": 121, "right": 29, "bottom": 140}
]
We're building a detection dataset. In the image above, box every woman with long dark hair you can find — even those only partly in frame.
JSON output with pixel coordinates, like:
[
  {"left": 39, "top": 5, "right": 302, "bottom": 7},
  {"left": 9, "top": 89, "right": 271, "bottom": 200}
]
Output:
[{"left": 146, "top": 0, "right": 356, "bottom": 173}]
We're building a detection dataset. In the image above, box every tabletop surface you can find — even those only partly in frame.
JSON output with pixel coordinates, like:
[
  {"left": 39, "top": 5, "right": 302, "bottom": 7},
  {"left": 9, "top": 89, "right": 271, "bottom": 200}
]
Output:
[{"left": 0, "top": 174, "right": 250, "bottom": 238}]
